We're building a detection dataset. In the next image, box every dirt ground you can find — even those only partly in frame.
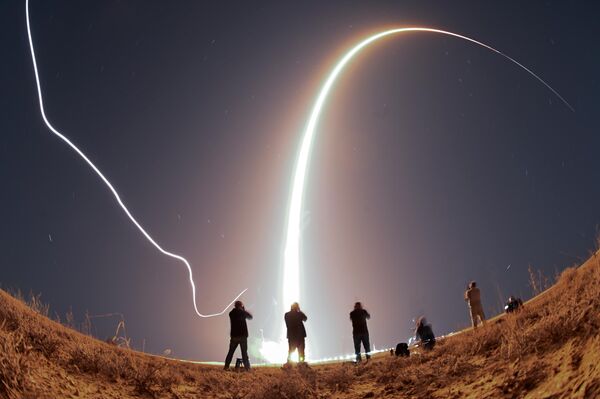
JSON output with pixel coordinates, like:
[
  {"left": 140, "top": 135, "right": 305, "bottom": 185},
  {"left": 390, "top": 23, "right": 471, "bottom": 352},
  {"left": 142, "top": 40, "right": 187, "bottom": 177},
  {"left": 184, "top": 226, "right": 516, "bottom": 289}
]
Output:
[{"left": 1, "top": 249, "right": 599, "bottom": 398}]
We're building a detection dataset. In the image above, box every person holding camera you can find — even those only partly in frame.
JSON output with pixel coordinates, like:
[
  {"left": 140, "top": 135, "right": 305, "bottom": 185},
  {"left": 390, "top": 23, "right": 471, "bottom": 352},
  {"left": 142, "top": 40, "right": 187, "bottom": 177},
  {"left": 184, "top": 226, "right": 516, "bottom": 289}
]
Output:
[
  {"left": 350, "top": 302, "right": 371, "bottom": 362},
  {"left": 224, "top": 300, "right": 253, "bottom": 371},
  {"left": 505, "top": 295, "right": 524, "bottom": 313},
  {"left": 465, "top": 281, "right": 486, "bottom": 328},
  {"left": 415, "top": 316, "right": 436, "bottom": 350},
  {"left": 285, "top": 302, "right": 308, "bottom": 363}
]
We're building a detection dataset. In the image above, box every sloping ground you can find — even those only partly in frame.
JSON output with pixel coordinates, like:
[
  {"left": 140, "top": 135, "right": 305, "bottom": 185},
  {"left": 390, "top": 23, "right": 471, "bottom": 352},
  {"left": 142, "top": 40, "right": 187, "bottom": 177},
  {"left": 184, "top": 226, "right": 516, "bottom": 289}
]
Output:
[{"left": 1, "top": 249, "right": 599, "bottom": 399}]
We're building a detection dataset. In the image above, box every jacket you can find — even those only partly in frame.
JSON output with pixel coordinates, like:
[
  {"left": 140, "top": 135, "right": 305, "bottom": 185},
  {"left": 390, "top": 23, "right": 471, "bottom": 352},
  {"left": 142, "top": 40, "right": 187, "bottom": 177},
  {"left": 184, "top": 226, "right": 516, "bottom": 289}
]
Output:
[
  {"left": 465, "top": 287, "right": 482, "bottom": 308},
  {"left": 349, "top": 309, "right": 370, "bottom": 335},
  {"left": 285, "top": 310, "right": 307, "bottom": 340},
  {"left": 229, "top": 308, "right": 252, "bottom": 338}
]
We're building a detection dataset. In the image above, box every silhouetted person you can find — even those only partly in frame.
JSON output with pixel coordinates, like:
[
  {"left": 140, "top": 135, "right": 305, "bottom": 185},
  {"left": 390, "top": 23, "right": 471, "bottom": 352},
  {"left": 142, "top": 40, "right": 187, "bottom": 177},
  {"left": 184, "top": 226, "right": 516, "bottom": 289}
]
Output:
[
  {"left": 285, "top": 302, "right": 307, "bottom": 363},
  {"left": 505, "top": 295, "right": 524, "bottom": 313},
  {"left": 224, "top": 300, "right": 252, "bottom": 371},
  {"left": 350, "top": 302, "right": 371, "bottom": 362},
  {"left": 415, "top": 317, "right": 435, "bottom": 350},
  {"left": 465, "top": 281, "right": 486, "bottom": 328}
]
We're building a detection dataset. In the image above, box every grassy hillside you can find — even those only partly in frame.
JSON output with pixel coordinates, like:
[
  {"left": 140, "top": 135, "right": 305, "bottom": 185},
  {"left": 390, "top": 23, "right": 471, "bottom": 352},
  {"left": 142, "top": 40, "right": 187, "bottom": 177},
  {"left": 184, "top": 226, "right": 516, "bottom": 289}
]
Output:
[{"left": 1, "top": 248, "right": 599, "bottom": 398}]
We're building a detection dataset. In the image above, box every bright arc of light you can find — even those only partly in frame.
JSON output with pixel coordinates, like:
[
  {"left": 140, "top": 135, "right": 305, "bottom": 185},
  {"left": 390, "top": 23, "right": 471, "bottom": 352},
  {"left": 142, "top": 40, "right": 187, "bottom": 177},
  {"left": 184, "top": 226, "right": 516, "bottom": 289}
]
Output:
[
  {"left": 25, "top": 0, "right": 246, "bottom": 318},
  {"left": 283, "top": 28, "right": 573, "bottom": 311}
]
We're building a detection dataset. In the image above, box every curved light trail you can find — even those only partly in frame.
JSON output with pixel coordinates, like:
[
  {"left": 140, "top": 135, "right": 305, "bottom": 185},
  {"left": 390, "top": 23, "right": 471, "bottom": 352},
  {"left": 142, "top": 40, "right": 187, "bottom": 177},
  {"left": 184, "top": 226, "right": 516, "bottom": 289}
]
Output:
[
  {"left": 25, "top": 0, "right": 246, "bottom": 318},
  {"left": 282, "top": 28, "right": 572, "bottom": 323}
]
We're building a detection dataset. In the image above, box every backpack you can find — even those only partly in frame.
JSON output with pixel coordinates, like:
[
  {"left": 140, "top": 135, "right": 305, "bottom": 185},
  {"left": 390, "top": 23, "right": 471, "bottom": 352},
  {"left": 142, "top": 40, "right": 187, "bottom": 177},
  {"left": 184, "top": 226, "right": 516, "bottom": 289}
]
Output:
[{"left": 395, "top": 342, "right": 410, "bottom": 357}]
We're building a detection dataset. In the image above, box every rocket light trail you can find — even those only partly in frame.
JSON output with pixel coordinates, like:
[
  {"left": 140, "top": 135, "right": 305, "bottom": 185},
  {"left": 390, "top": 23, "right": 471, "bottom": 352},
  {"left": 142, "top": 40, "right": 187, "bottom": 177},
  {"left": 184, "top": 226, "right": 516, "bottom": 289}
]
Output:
[
  {"left": 25, "top": 0, "right": 246, "bottom": 318},
  {"left": 273, "top": 27, "right": 573, "bottom": 363},
  {"left": 24, "top": 0, "right": 573, "bottom": 362}
]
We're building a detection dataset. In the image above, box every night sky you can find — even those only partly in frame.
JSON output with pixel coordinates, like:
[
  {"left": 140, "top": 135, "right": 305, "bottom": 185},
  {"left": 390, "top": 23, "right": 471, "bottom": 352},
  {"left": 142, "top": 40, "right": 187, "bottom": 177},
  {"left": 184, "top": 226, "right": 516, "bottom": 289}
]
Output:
[{"left": 2, "top": 1, "right": 599, "bottom": 362}]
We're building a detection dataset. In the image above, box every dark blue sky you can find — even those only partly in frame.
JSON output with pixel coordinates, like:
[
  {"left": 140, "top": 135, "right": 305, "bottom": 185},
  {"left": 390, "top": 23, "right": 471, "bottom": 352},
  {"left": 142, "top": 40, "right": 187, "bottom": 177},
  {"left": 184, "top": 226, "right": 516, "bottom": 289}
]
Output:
[{"left": 1, "top": 0, "right": 599, "bottom": 361}]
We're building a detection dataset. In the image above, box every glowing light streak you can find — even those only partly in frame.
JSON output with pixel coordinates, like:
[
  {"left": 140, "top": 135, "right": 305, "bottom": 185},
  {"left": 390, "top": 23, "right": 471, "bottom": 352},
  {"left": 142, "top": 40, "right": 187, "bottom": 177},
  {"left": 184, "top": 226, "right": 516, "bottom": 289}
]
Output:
[
  {"left": 279, "top": 27, "right": 572, "bottom": 360},
  {"left": 25, "top": 0, "right": 246, "bottom": 318}
]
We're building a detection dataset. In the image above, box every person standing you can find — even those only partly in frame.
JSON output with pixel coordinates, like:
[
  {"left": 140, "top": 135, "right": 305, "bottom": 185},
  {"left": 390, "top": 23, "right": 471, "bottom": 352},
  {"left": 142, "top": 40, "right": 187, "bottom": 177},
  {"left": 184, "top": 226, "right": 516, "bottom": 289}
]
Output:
[
  {"left": 224, "top": 300, "right": 252, "bottom": 371},
  {"left": 349, "top": 302, "right": 371, "bottom": 362},
  {"left": 465, "top": 281, "right": 486, "bottom": 328},
  {"left": 284, "top": 302, "right": 307, "bottom": 363}
]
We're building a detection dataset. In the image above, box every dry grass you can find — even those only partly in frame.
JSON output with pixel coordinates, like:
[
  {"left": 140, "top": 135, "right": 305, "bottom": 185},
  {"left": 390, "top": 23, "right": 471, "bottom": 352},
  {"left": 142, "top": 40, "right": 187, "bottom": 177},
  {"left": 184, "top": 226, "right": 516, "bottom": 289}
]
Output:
[
  {"left": 0, "top": 325, "right": 32, "bottom": 399},
  {"left": 1, "top": 250, "right": 600, "bottom": 398}
]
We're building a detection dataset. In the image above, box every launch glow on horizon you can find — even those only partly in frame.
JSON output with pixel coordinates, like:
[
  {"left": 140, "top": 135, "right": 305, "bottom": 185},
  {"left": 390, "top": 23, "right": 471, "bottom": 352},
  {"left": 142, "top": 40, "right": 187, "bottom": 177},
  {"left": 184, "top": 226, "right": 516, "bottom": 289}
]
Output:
[{"left": 275, "top": 27, "right": 572, "bottom": 363}]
